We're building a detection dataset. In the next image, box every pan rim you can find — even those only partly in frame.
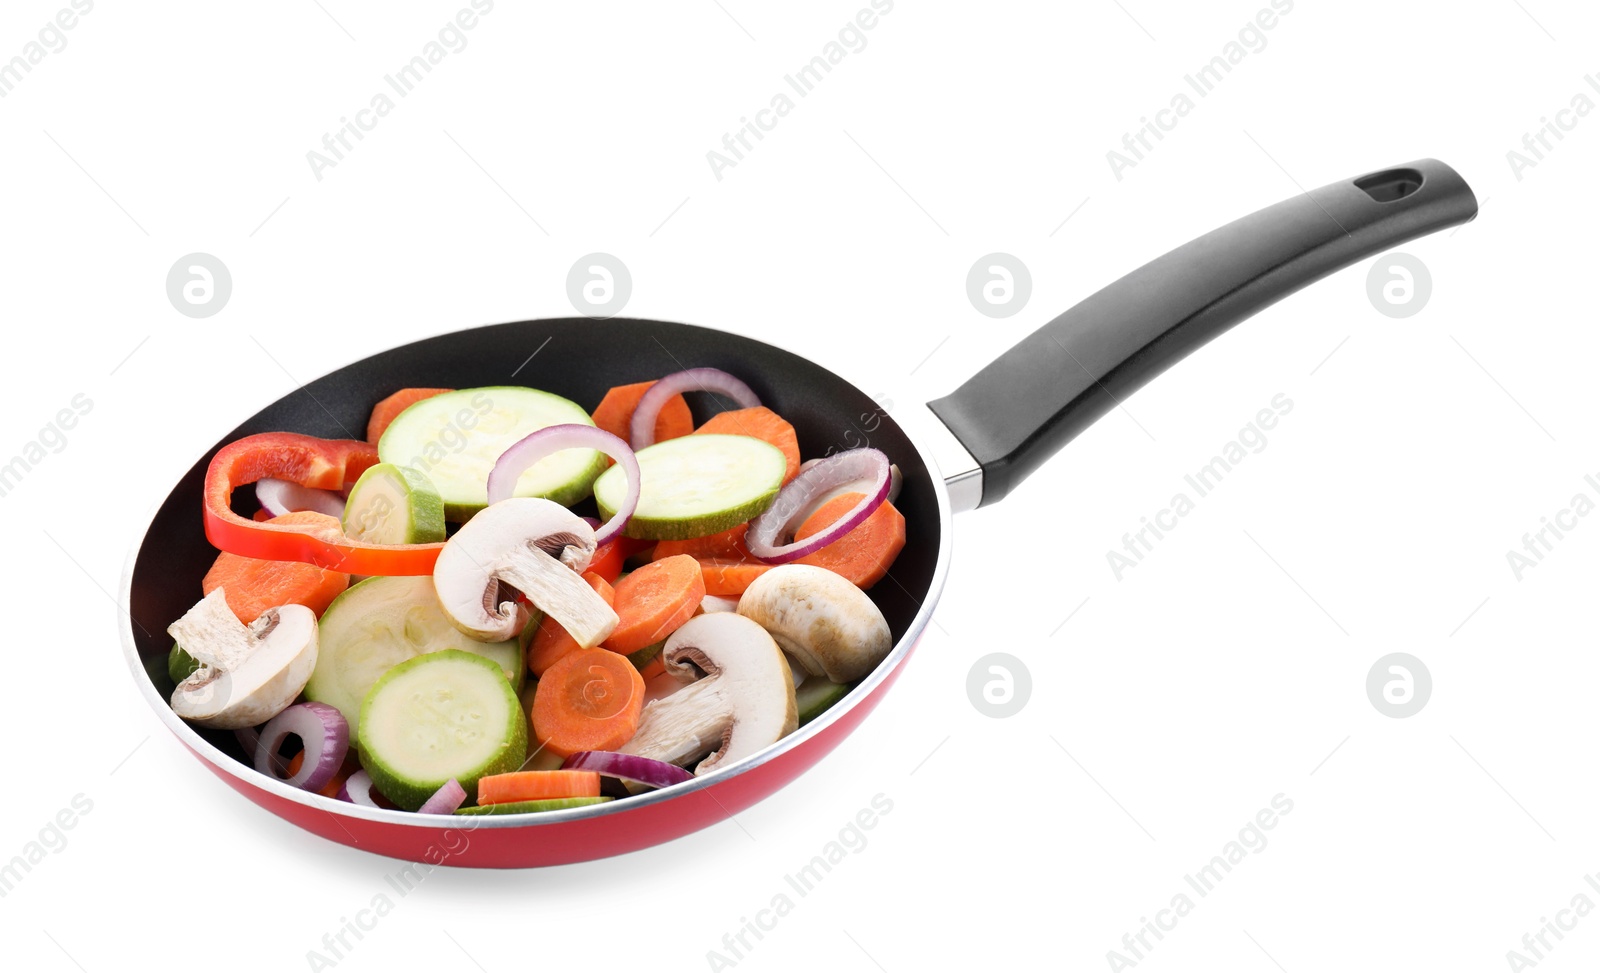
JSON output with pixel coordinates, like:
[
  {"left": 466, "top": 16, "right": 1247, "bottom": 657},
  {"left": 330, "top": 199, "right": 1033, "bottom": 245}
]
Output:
[{"left": 117, "top": 315, "right": 954, "bottom": 835}]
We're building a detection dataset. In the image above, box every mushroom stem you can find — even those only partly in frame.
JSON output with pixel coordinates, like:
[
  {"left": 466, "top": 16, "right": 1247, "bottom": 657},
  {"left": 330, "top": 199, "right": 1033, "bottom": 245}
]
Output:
[
  {"left": 619, "top": 678, "right": 733, "bottom": 768},
  {"left": 619, "top": 613, "right": 797, "bottom": 776},
  {"left": 498, "top": 543, "right": 618, "bottom": 649},
  {"left": 168, "top": 589, "right": 255, "bottom": 672}
]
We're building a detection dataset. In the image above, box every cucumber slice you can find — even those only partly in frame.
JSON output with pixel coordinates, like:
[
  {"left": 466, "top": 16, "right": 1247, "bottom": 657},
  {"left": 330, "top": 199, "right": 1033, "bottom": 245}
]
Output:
[
  {"left": 595, "top": 434, "right": 786, "bottom": 540},
  {"left": 341, "top": 463, "right": 445, "bottom": 544},
  {"left": 167, "top": 644, "right": 200, "bottom": 685},
  {"left": 377, "top": 386, "right": 606, "bottom": 521},
  {"left": 305, "top": 576, "right": 523, "bottom": 747},
  {"left": 359, "top": 651, "right": 528, "bottom": 810},
  {"left": 796, "top": 678, "right": 852, "bottom": 726},
  {"left": 455, "top": 797, "right": 612, "bottom": 815}
]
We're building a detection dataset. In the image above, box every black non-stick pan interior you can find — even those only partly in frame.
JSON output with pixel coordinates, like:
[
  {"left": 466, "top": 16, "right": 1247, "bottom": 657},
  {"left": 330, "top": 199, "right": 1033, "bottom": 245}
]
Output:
[{"left": 128, "top": 317, "right": 943, "bottom": 761}]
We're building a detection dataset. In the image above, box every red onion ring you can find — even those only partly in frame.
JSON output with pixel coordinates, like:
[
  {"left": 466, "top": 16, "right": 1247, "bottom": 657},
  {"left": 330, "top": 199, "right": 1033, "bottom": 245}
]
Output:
[
  {"left": 255, "top": 702, "right": 349, "bottom": 792},
  {"left": 418, "top": 778, "right": 467, "bottom": 814},
  {"left": 338, "top": 770, "right": 380, "bottom": 807},
  {"left": 256, "top": 478, "right": 346, "bottom": 519},
  {"left": 561, "top": 750, "right": 693, "bottom": 789},
  {"left": 794, "top": 460, "right": 902, "bottom": 523},
  {"left": 630, "top": 368, "right": 760, "bottom": 450},
  {"left": 486, "top": 424, "right": 640, "bottom": 546},
  {"left": 745, "top": 448, "right": 891, "bottom": 563}
]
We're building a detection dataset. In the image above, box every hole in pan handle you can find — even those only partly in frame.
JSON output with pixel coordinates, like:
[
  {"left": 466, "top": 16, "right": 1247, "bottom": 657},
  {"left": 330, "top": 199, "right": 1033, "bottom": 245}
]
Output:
[{"left": 927, "top": 158, "right": 1478, "bottom": 508}]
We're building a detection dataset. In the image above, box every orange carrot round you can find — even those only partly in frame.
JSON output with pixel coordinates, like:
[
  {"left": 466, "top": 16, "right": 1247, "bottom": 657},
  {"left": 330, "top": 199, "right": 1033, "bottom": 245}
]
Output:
[
  {"left": 692, "top": 407, "right": 800, "bottom": 484},
  {"left": 202, "top": 511, "right": 350, "bottom": 623},
  {"left": 592, "top": 381, "right": 693, "bottom": 446},
  {"left": 603, "top": 554, "right": 705, "bottom": 653},
  {"left": 652, "top": 523, "right": 751, "bottom": 562},
  {"left": 695, "top": 558, "right": 772, "bottom": 597},
  {"left": 476, "top": 770, "right": 601, "bottom": 804},
  {"left": 532, "top": 649, "right": 646, "bottom": 757},
  {"left": 586, "top": 536, "right": 655, "bottom": 584},
  {"left": 366, "top": 388, "right": 451, "bottom": 443},
  {"left": 528, "top": 572, "right": 615, "bottom": 677},
  {"left": 794, "top": 492, "right": 906, "bottom": 590}
]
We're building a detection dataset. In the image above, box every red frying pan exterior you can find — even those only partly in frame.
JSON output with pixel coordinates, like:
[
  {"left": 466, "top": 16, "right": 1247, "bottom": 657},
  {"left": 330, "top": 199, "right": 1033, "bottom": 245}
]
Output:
[{"left": 184, "top": 635, "right": 922, "bottom": 867}]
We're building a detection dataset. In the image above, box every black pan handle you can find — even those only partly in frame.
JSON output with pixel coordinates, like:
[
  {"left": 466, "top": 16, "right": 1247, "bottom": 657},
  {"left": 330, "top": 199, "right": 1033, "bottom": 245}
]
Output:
[{"left": 927, "top": 158, "right": 1477, "bottom": 507}]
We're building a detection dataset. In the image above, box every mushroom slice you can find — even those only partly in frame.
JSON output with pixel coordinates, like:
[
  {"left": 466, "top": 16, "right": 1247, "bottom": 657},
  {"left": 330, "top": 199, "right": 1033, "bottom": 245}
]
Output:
[
  {"left": 433, "top": 497, "right": 617, "bottom": 645},
  {"left": 167, "top": 588, "right": 320, "bottom": 729},
  {"left": 737, "top": 564, "right": 892, "bottom": 684},
  {"left": 619, "top": 612, "right": 798, "bottom": 776}
]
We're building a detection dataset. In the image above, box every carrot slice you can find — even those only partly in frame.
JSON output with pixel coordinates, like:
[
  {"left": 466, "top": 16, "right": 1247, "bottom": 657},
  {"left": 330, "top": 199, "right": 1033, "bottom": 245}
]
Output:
[
  {"left": 476, "top": 770, "right": 601, "bottom": 804},
  {"left": 528, "top": 572, "right": 614, "bottom": 677},
  {"left": 692, "top": 407, "right": 800, "bottom": 484},
  {"left": 532, "top": 649, "right": 646, "bottom": 757},
  {"left": 587, "top": 536, "right": 652, "bottom": 584},
  {"left": 603, "top": 554, "right": 705, "bottom": 653},
  {"left": 695, "top": 558, "right": 772, "bottom": 597},
  {"left": 652, "top": 523, "right": 751, "bottom": 562},
  {"left": 201, "top": 511, "right": 350, "bottom": 623},
  {"left": 592, "top": 381, "right": 693, "bottom": 445},
  {"left": 794, "top": 492, "right": 906, "bottom": 590},
  {"left": 651, "top": 523, "right": 774, "bottom": 594},
  {"left": 366, "top": 388, "right": 451, "bottom": 444}
]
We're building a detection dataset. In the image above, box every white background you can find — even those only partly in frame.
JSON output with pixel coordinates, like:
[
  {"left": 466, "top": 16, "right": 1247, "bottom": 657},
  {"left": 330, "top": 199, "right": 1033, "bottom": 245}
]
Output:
[{"left": 1, "top": 1, "right": 1596, "bottom": 970}]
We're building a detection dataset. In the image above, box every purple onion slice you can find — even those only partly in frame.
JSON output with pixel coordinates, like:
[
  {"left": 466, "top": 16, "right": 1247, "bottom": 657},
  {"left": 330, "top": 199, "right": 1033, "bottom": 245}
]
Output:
[
  {"left": 486, "top": 424, "right": 640, "bottom": 545},
  {"left": 338, "top": 770, "right": 380, "bottom": 807},
  {"left": 745, "top": 448, "right": 890, "bottom": 564},
  {"left": 417, "top": 778, "right": 467, "bottom": 814},
  {"left": 254, "top": 702, "right": 349, "bottom": 792},
  {"left": 629, "top": 368, "right": 760, "bottom": 450},
  {"left": 561, "top": 751, "right": 693, "bottom": 789}
]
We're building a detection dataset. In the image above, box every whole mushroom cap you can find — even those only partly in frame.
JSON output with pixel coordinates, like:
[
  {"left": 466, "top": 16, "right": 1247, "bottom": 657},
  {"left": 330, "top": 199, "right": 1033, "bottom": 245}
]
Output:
[{"left": 737, "top": 564, "right": 892, "bottom": 684}]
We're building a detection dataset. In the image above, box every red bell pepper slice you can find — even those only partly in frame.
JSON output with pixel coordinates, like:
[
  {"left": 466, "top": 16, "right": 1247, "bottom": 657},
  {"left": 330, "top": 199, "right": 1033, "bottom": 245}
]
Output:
[{"left": 202, "top": 432, "right": 445, "bottom": 575}]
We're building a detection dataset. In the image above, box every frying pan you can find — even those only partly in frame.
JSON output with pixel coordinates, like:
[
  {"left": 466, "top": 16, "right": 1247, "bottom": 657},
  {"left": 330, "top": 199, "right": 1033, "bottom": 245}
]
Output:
[{"left": 120, "top": 159, "right": 1477, "bottom": 867}]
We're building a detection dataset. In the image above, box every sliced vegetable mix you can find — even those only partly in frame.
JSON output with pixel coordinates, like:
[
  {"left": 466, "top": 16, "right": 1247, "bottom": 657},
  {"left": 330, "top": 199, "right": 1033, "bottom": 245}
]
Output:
[{"left": 165, "top": 372, "right": 906, "bottom": 816}]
